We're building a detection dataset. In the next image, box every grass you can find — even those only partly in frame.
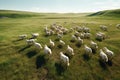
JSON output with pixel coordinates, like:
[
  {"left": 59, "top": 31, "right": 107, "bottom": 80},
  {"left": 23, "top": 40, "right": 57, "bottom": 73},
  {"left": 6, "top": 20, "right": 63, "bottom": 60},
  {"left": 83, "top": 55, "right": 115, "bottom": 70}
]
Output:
[{"left": 0, "top": 10, "right": 120, "bottom": 80}]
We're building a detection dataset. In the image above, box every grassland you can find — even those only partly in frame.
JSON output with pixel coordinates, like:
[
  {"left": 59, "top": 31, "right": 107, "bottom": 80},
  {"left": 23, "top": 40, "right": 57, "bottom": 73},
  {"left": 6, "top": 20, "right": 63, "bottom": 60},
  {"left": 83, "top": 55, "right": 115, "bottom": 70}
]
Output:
[{"left": 0, "top": 10, "right": 120, "bottom": 80}]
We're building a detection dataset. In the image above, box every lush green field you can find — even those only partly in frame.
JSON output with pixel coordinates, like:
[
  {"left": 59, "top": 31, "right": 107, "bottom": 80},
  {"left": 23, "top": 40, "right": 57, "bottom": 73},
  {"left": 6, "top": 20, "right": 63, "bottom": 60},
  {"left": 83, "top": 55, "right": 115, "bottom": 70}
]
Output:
[{"left": 0, "top": 10, "right": 120, "bottom": 80}]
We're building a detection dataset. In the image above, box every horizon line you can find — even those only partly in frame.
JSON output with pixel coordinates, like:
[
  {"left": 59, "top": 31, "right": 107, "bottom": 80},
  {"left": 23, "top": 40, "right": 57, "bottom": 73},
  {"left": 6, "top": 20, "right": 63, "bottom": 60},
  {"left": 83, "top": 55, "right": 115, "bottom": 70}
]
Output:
[{"left": 0, "top": 8, "right": 119, "bottom": 13}]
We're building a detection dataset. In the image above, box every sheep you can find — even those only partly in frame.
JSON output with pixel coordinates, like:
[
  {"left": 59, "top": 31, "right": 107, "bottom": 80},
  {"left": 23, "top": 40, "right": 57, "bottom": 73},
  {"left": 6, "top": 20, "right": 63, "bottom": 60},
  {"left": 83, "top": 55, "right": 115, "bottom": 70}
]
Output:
[
  {"left": 96, "top": 32, "right": 106, "bottom": 41},
  {"left": 60, "top": 52, "right": 70, "bottom": 66},
  {"left": 45, "top": 30, "right": 51, "bottom": 36},
  {"left": 44, "top": 45, "right": 52, "bottom": 54},
  {"left": 32, "top": 33, "right": 39, "bottom": 38},
  {"left": 84, "top": 32, "right": 91, "bottom": 39},
  {"left": 56, "top": 29, "right": 63, "bottom": 35},
  {"left": 83, "top": 27, "right": 90, "bottom": 33},
  {"left": 76, "top": 37, "right": 83, "bottom": 47},
  {"left": 69, "top": 28, "right": 74, "bottom": 32},
  {"left": 100, "top": 25, "right": 107, "bottom": 31},
  {"left": 90, "top": 41, "right": 98, "bottom": 53},
  {"left": 57, "top": 40, "right": 65, "bottom": 48},
  {"left": 62, "top": 28, "right": 68, "bottom": 34},
  {"left": 57, "top": 33, "right": 63, "bottom": 40},
  {"left": 59, "top": 40, "right": 65, "bottom": 45},
  {"left": 99, "top": 49, "right": 108, "bottom": 62},
  {"left": 74, "top": 31, "right": 79, "bottom": 37},
  {"left": 66, "top": 45, "right": 74, "bottom": 55},
  {"left": 49, "top": 39, "right": 55, "bottom": 47},
  {"left": 80, "top": 33, "right": 84, "bottom": 39},
  {"left": 103, "top": 47, "right": 114, "bottom": 60},
  {"left": 96, "top": 33, "right": 103, "bottom": 41},
  {"left": 44, "top": 26, "right": 48, "bottom": 32},
  {"left": 50, "top": 24, "right": 56, "bottom": 30},
  {"left": 26, "top": 39, "right": 36, "bottom": 45},
  {"left": 84, "top": 45, "right": 92, "bottom": 56},
  {"left": 77, "top": 26, "right": 83, "bottom": 32},
  {"left": 99, "top": 32, "right": 106, "bottom": 39},
  {"left": 71, "top": 35, "right": 77, "bottom": 42},
  {"left": 34, "top": 42, "right": 42, "bottom": 50},
  {"left": 116, "top": 24, "right": 120, "bottom": 29},
  {"left": 19, "top": 34, "right": 27, "bottom": 40}
]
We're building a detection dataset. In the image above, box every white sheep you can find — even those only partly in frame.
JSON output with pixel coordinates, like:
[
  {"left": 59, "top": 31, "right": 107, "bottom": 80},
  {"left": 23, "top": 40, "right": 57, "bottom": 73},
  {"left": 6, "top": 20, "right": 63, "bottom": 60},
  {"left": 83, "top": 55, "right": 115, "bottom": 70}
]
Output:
[
  {"left": 44, "top": 45, "right": 52, "bottom": 54},
  {"left": 67, "top": 45, "right": 74, "bottom": 55},
  {"left": 99, "top": 49, "right": 108, "bottom": 62},
  {"left": 100, "top": 25, "right": 107, "bottom": 31},
  {"left": 44, "top": 26, "right": 48, "bottom": 32},
  {"left": 32, "top": 33, "right": 39, "bottom": 38},
  {"left": 116, "top": 24, "right": 120, "bottom": 29},
  {"left": 71, "top": 35, "right": 77, "bottom": 42},
  {"left": 26, "top": 39, "right": 36, "bottom": 45},
  {"left": 69, "top": 28, "right": 74, "bottom": 32},
  {"left": 60, "top": 52, "right": 70, "bottom": 66},
  {"left": 45, "top": 30, "right": 51, "bottom": 36},
  {"left": 96, "top": 32, "right": 106, "bottom": 41},
  {"left": 84, "top": 32, "right": 91, "bottom": 39},
  {"left": 57, "top": 33, "right": 63, "bottom": 40},
  {"left": 59, "top": 40, "right": 65, "bottom": 45},
  {"left": 61, "top": 28, "right": 68, "bottom": 34},
  {"left": 103, "top": 47, "right": 114, "bottom": 60},
  {"left": 74, "top": 31, "right": 79, "bottom": 37},
  {"left": 57, "top": 30, "right": 63, "bottom": 35},
  {"left": 90, "top": 41, "right": 98, "bottom": 50},
  {"left": 50, "top": 29, "right": 55, "bottom": 35},
  {"left": 77, "top": 26, "right": 83, "bottom": 32},
  {"left": 49, "top": 39, "right": 55, "bottom": 47},
  {"left": 19, "top": 34, "right": 27, "bottom": 40},
  {"left": 99, "top": 32, "right": 106, "bottom": 38},
  {"left": 76, "top": 37, "right": 83, "bottom": 46},
  {"left": 34, "top": 42, "right": 42, "bottom": 50},
  {"left": 80, "top": 33, "right": 84, "bottom": 39},
  {"left": 83, "top": 27, "right": 90, "bottom": 33},
  {"left": 84, "top": 45, "right": 92, "bottom": 55}
]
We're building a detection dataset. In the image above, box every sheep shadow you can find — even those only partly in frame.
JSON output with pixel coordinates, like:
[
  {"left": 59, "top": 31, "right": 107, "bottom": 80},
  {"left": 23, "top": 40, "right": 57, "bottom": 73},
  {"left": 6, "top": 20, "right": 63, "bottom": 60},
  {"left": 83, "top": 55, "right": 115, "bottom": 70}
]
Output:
[
  {"left": 70, "top": 40, "right": 76, "bottom": 43},
  {"left": 29, "top": 36, "right": 37, "bottom": 39},
  {"left": 12, "top": 39, "right": 23, "bottom": 42},
  {"left": 92, "top": 49, "right": 97, "bottom": 54},
  {"left": 48, "top": 45, "right": 54, "bottom": 50},
  {"left": 107, "top": 60, "right": 113, "bottom": 66},
  {"left": 57, "top": 44, "right": 63, "bottom": 49},
  {"left": 96, "top": 38, "right": 103, "bottom": 42},
  {"left": 98, "top": 59, "right": 108, "bottom": 70},
  {"left": 44, "top": 34, "right": 50, "bottom": 37},
  {"left": 75, "top": 43, "right": 82, "bottom": 48},
  {"left": 64, "top": 53, "right": 73, "bottom": 60},
  {"left": 26, "top": 50, "right": 37, "bottom": 58},
  {"left": 18, "top": 45, "right": 31, "bottom": 52},
  {"left": 55, "top": 62, "right": 67, "bottom": 75},
  {"left": 36, "top": 55, "right": 46, "bottom": 69},
  {"left": 82, "top": 53, "right": 90, "bottom": 61},
  {"left": 55, "top": 38, "right": 60, "bottom": 41}
]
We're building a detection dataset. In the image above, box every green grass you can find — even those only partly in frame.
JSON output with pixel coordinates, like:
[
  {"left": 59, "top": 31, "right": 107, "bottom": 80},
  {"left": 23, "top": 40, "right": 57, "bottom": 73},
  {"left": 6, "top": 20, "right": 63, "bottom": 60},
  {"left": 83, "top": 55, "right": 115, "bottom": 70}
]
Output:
[{"left": 0, "top": 10, "right": 120, "bottom": 80}]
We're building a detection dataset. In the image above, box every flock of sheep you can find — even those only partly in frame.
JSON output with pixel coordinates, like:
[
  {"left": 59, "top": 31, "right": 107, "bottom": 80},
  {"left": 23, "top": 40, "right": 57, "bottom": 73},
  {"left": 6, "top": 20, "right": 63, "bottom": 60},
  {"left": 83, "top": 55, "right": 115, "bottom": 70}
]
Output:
[{"left": 18, "top": 23, "right": 120, "bottom": 67}]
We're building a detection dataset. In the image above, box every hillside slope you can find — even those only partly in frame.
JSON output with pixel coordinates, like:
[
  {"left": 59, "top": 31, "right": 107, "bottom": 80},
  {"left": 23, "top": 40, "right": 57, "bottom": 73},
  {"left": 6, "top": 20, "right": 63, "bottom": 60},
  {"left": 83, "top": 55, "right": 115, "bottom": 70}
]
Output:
[
  {"left": 88, "top": 9, "right": 120, "bottom": 17},
  {"left": 0, "top": 10, "right": 41, "bottom": 18}
]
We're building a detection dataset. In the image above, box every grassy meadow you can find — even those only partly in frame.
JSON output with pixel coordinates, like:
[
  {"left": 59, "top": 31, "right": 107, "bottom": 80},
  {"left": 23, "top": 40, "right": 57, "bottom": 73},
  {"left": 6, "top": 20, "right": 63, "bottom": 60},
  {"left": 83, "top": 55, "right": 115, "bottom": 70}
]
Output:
[{"left": 0, "top": 10, "right": 120, "bottom": 80}]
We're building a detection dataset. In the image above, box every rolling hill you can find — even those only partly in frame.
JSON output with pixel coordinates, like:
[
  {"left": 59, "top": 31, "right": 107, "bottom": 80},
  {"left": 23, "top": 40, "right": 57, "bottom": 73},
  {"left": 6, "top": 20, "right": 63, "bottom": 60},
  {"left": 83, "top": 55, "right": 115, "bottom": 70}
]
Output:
[
  {"left": 88, "top": 9, "right": 120, "bottom": 17},
  {"left": 0, "top": 10, "right": 43, "bottom": 18}
]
